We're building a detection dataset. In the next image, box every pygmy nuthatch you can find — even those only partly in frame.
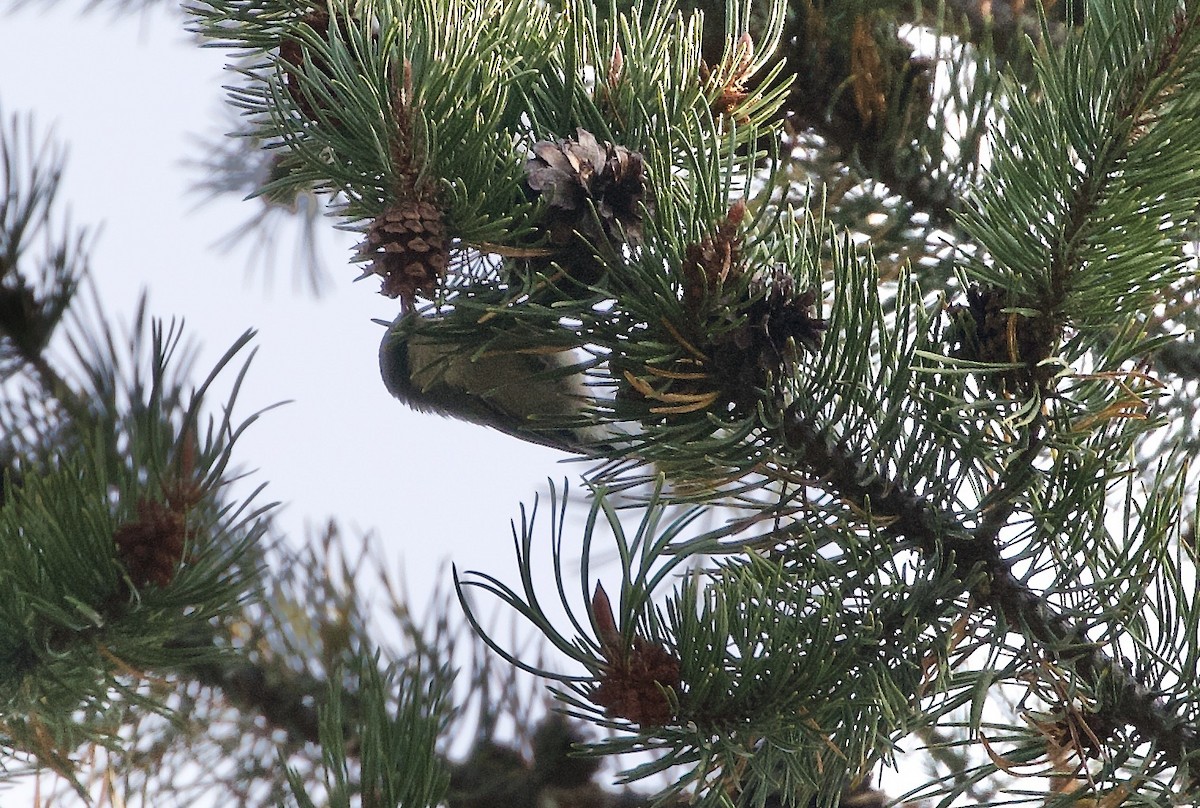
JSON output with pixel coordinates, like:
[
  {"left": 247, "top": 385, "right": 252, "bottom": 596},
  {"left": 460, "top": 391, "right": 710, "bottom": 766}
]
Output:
[{"left": 379, "top": 315, "right": 600, "bottom": 454}]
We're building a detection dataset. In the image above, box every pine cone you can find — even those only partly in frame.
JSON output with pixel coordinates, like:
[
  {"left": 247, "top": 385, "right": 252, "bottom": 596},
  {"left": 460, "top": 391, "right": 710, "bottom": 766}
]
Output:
[
  {"left": 589, "top": 584, "right": 681, "bottom": 727},
  {"left": 1045, "top": 708, "right": 1118, "bottom": 761},
  {"left": 524, "top": 129, "right": 647, "bottom": 282},
  {"left": 592, "top": 636, "right": 681, "bottom": 727},
  {"left": 618, "top": 267, "right": 824, "bottom": 422},
  {"left": 356, "top": 198, "right": 448, "bottom": 304},
  {"left": 0, "top": 279, "right": 53, "bottom": 359},
  {"left": 701, "top": 33, "right": 756, "bottom": 125},
  {"left": 113, "top": 498, "right": 187, "bottom": 589},
  {"left": 947, "top": 285, "right": 1057, "bottom": 392},
  {"left": 279, "top": 9, "right": 334, "bottom": 124},
  {"left": 710, "top": 268, "right": 827, "bottom": 414}
]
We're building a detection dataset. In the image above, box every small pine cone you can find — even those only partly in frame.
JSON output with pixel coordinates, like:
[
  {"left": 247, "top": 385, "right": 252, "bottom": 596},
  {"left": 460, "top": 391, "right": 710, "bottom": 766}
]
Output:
[
  {"left": 524, "top": 129, "right": 647, "bottom": 281},
  {"left": 589, "top": 582, "right": 680, "bottom": 727},
  {"left": 356, "top": 199, "right": 448, "bottom": 304},
  {"left": 592, "top": 636, "right": 681, "bottom": 727},
  {"left": 710, "top": 268, "right": 827, "bottom": 414},
  {"left": 615, "top": 270, "right": 824, "bottom": 422},
  {"left": 113, "top": 498, "right": 187, "bottom": 589},
  {"left": 947, "top": 285, "right": 1057, "bottom": 392},
  {"left": 1047, "top": 709, "right": 1117, "bottom": 761},
  {"left": 0, "top": 279, "right": 53, "bottom": 358},
  {"left": 279, "top": 9, "right": 334, "bottom": 124},
  {"left": 682, "top": 200, "right": 747, "bottom": 316},
  {"left": 743, "top": 271, "right": 827, "bottom": 355}
]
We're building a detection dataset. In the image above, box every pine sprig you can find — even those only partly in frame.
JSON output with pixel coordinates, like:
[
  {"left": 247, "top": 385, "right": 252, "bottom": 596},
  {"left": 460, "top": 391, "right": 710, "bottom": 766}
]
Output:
[
  {"left": 286, "top": 652, "right": 451, "bottom": 808},
  {"left": 0, "top": 110, "right": 85, "bottom": 385},
  {"left": 197, "top": 0, "right": 559, "bottom": 238},
  {"left": 959, "top": 1, "right": 1200, "bottom": 331},
  {"left": 459, "top": 479, "right": 971, "bottom": 807},
  {"left": 191, "top": 0, "right": 793, "bottom": 295},
  {"left": 0, "top": 323, "right": 269, "bottom": 790}
]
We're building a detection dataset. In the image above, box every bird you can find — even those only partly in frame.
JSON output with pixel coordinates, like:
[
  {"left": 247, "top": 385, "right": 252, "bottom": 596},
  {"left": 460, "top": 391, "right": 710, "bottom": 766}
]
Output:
[{"left": 379, "top": 313, "right": 605, "bottom": 455}]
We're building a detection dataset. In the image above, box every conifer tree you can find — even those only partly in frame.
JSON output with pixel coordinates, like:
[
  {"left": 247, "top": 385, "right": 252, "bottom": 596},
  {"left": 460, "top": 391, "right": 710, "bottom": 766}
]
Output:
[{"left": 3, "top": 1, "right": 1200, "bottom": 807}]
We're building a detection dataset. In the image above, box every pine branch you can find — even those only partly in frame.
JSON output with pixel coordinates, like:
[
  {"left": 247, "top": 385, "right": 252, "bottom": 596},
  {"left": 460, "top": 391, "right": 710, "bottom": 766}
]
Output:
[
  {"left": 1, "top": 110, "right": 86, "bottom": 415},
  {"left": 962, "top": 4, "right": 1200, "bottom": 327},
  {"left": 780, "top": 404, "right": 1200, "bottom": 778}
]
